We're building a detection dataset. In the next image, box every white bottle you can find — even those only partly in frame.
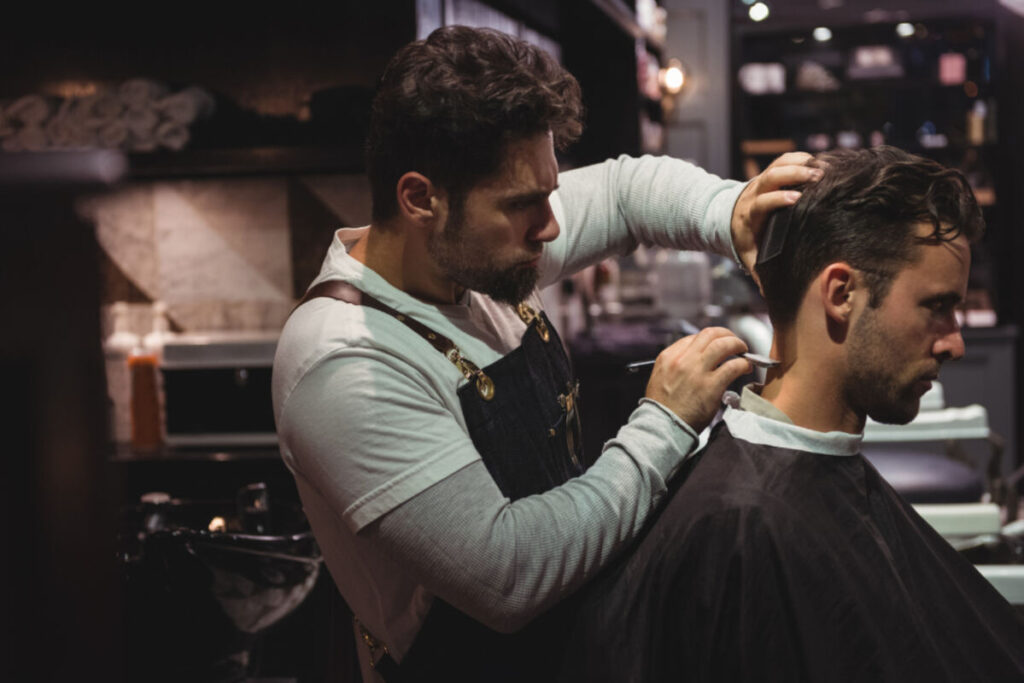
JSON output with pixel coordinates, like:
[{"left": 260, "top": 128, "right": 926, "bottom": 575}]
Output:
[
  {"left": 967, "top": 100, "right": 987, "bottom": 147},
  {"left": 653, "top": 249, "right": 711, "bottom": 325},
  {"left": 103, "top": 302, "right": 140, "bottom": 443},
  {"left": 142, "top": 300, "right": 174, "bottom": 356}
]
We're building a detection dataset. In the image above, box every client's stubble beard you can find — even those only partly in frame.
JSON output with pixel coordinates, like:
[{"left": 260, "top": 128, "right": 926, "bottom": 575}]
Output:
[{"left": 844, "top": 306, "right": 926, "bottom": 425}]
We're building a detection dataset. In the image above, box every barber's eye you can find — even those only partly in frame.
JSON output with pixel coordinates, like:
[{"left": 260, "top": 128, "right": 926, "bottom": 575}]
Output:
[{"left": 926, "top": 301, "right": 957, "bottom": 317}]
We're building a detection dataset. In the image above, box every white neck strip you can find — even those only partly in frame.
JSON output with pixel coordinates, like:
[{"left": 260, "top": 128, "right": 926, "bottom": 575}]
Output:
[{"left": 722, "top": 407, "right": 863, "bottom": 456}]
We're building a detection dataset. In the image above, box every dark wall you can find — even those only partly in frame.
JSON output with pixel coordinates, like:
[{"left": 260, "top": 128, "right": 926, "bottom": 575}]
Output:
[
  {"left": 0, "top": 5, "right": 415, "bottom": 104},
  {"left": 1, "top": 172, "right": 121, "bottom": 681},
  {"left": 560, "top": 0, "right": 643, "bottom": 165},
  {"left": 992, "top": 4, "right": 1024, "bottom": 475}
]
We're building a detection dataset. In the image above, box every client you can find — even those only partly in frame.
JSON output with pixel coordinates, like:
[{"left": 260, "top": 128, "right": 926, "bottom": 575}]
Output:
[{"left": 560, "top": 146, "right": 1024, "bottom": 682}]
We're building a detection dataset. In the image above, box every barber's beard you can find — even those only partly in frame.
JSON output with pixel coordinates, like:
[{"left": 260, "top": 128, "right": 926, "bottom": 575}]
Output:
[
  {"left": 844, "top": 307, "right": 922, "bottom": 425},
  {"left": 427, "top": 204, "right": 540, "bottom": 305}
]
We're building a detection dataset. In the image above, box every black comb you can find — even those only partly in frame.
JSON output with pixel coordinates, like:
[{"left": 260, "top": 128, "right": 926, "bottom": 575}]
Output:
[{"left": 757, "top": 213, "right": 790, "bottom": 265}]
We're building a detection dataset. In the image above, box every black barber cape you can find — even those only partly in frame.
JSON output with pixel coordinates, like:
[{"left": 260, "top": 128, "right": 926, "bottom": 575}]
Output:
[{"left": 558, "top": 417, "right": 1024, "bottom": 683}]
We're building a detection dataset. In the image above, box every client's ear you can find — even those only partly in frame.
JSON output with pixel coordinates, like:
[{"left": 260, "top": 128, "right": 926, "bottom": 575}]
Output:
[{"left": 820, "top": 263, "right": 857, "bottom": 324}]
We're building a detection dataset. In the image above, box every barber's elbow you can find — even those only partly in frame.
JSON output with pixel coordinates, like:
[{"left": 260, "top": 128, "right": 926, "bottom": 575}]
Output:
[
  {"left": 469, "top": 596, "right": 545, "bottom": 634},
  {"left": 485, "top": 612, "right": 534, "bottom": 635}
]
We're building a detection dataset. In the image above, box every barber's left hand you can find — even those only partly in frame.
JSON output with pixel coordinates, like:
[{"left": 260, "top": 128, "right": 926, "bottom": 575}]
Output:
[{"left": 731, "top": 152, "right": 820, "bottom": 283}]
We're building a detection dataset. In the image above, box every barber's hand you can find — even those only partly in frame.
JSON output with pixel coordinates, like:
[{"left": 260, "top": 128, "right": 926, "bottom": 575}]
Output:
[
  {"left": 732, "top": 152, "right": 821, "bottom": 283},
  {"left": 645, "top": 327, "right": 751, "bottom": 433}
]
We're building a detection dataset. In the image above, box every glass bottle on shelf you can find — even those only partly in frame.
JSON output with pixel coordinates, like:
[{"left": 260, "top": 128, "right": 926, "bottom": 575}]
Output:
[
  {"left": 128, "top": 301, "right": 173, "bottom": 453},
  {"left": 104, "top": 302, "right": 139, "bottom": 444}
]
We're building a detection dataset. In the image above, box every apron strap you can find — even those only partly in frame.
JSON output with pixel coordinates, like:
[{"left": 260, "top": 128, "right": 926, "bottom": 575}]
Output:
[
  {"left": 297, "top": 280, "right": 495, "bottom": 400},
  {"left": 515, "top": 301, "right": 551, "bottom": 342},
  {"left": 354, "top": 616, "right": 404, "bottom": 681},
  {"left": 299, "top": 280, "right": 447, "bottom": 353}
]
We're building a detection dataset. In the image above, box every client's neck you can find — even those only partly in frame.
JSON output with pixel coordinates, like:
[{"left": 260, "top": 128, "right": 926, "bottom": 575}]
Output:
[{"left": 758, "top": 325, "right": 866, "bottom": 435}]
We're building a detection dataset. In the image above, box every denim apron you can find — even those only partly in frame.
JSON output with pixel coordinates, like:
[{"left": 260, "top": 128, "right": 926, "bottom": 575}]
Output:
[{"left": 300, "top": 280, "right": 586, "bottom": 682}]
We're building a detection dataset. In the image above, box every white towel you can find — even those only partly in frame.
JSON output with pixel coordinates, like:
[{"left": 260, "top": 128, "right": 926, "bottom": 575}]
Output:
[
  {"left": 2, "top": 125, "right": 49, "bottom": 151},
  {"left": 124, "top": 106, "right": 160, "bottom": 150},
  {"left": 44, "top": 99, "right": 84, "bottom": 148},
  {"left": 0, "top": 103, "right": 14, "bottom": 137},
  {"left": 73, "top": 91, "right": 124, "bottom": 130},
  {"left": 155, "top": 120, "right": 189, "bottom": 150},
  {"left": 96, "top": 120, "right": 129, "bottom": 149},
  {"left": 118, "top": 78, "right": 169, "bottom": 111},
  {"left": 156, "top": 86, "right": 215, "bottom": 124},
  {"left": 6, "top": 94, "right": 53, "bottom": 125}
]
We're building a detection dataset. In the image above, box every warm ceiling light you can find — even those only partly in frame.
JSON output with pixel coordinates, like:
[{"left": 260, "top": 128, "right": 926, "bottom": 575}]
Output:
[
  {"left": 749, "top": 2, "right": 770, "bottom": 22},
  {"left": 660, "top": 59, "right": 686, "bottom": 94},
  {"left": 813, "top": 26, "right": 833, "bottom": 42}
]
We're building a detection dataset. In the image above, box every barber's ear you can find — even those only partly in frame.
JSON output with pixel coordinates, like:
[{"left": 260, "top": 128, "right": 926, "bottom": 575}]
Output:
[
  {"left": 396, "top": 172, "right": 444, "bottom": 225},
  {"left": 820, "top": 263, "right": 858, "bottom": 323}
]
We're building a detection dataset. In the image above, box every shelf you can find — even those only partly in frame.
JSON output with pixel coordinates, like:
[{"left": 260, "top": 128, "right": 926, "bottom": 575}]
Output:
[
  {"left": 127, "top": 144, "right": 365, "bottom": 179},
  {"left": 741, "top": 139, "right": 797, "bottom": 156},
  {"left": 0, "top": 150, "right": 128, "bottom": 188},
  {"left": 111, "top": 442, "right": 281, "bottom": 462},
  {"left": 738, "top": 82, "right": 993, "bottom": 102},
  {"left": 589, "top": 0, "right": 665, "bottom": 52}
]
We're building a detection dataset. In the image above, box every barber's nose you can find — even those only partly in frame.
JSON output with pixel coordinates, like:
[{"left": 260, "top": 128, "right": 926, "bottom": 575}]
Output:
[
  {"left": 530, "top": 200, "right": 560, "bottom": 244},
  {"left": 934, "top": 328, "right": 965, "bottom": 362}
]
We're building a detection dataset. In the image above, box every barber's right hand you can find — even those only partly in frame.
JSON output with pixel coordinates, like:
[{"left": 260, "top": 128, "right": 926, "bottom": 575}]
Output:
[{"left": 645, "top": 327, "right": 752, "bottom": 433}]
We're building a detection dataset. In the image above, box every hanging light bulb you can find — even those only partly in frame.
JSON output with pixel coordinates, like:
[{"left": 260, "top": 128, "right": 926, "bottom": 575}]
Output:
[{"left": 660, "top": 58, "right": 687, "bottom": 95}]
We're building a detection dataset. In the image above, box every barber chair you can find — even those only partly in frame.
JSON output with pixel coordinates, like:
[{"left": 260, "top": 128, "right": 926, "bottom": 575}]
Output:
[
  {"left": 118, "top": 483, "right": 323, "bottom": 682},
  {"left": 862, "top": 384, "right": 1024, "bottom": 610},
  {"left": 862, "top": 383, "right": 994, "bottom": 504}
]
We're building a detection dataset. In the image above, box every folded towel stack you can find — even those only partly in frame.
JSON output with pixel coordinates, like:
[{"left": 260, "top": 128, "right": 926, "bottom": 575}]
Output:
[{"left": 0, "top": 80, "right": 216, "bottom": 153}]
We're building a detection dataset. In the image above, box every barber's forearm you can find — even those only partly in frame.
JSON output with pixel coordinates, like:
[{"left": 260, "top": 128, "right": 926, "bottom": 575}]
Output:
[
  {"left": 547, "top": 155, "right": 744, "bottom": 282},
  {"left": 605, "top": 154, "right": 743, "bottom": 256},
  {"left": 365, "top": 400, "right": 697, "bottom": 633}
]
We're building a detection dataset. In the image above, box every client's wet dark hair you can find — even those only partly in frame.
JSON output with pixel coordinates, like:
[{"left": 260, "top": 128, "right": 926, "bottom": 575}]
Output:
[{"left": 755, "top": 146, "right": 984, "bottom": 325}]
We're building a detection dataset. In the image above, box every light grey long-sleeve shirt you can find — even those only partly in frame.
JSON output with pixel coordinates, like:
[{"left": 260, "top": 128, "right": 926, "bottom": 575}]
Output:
[{"left": 271, "top": 155, "right": 745, "bottom": 673}]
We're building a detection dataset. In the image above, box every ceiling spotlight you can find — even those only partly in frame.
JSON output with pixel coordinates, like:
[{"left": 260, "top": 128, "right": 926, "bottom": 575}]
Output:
[
  {"left": 896, "top": 22, "right": 915, "bottom": 37},
  {"left": 749, "top": 2, "right": 770, "bottom": 21},
  {"left": 813, "top": 26, "right": 833, "bottom": 41}
]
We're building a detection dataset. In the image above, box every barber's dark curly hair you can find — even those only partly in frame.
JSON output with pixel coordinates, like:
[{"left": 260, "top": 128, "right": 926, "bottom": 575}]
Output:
[
  {"left": 365, "top": 26, "right": 583, "bottom": 222},
  {"left": 755, "top": 146, "right": 984, "bottom": 325}
]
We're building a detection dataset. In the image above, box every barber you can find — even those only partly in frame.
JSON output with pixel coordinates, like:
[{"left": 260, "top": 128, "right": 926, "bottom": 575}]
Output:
[{"left": 272, "top": 25, "right": 817, "bottom": 682}]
